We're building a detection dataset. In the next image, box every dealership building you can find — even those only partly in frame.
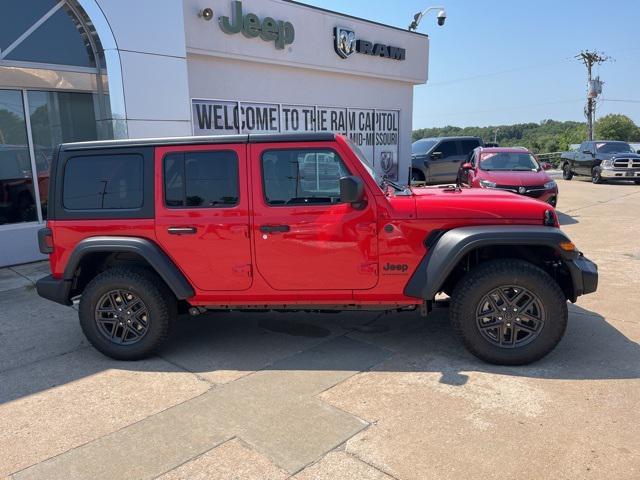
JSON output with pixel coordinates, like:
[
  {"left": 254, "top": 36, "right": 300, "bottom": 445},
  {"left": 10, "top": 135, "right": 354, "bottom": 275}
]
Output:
[{"left": 0, "top": 0, "right": 429, "bottom": 266}]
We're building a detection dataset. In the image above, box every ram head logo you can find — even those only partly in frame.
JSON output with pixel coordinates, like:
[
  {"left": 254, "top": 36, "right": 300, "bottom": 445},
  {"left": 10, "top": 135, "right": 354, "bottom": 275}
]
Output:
[{"left": 334, "top": 27, "right": 356, "bottom": 59}]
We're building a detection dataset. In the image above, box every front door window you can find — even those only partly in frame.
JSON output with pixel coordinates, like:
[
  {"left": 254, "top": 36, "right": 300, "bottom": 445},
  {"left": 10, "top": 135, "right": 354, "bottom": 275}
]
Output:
[{"left": 0, "top": 89, "right": 37, "bottom": 225}]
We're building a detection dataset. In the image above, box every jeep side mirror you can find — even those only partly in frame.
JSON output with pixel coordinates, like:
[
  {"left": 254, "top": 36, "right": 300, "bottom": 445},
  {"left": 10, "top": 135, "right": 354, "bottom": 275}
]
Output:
[
  {"left": 462, "top": 162, "right": 473, "bottom": 170},
  {"left": 340, "top": 176, "right": 365, "bottom": 207},
  {"left": 431, "top": 151, "right": 443, "bottom": 160}
]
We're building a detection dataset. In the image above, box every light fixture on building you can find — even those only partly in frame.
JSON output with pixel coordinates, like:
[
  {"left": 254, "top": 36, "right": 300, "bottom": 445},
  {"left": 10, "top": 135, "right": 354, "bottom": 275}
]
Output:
[
  {"left": 408, "top": 6, "right": 447, "bottom": 31},
  {"left": 199, "top": 8, "right": 214, "bottom": 21}
]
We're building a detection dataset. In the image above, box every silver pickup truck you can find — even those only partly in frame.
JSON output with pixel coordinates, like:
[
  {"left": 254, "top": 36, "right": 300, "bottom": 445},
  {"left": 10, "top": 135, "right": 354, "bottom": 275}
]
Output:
[{"left": 560, "top": 140, "right": 640, "bottom": 184}]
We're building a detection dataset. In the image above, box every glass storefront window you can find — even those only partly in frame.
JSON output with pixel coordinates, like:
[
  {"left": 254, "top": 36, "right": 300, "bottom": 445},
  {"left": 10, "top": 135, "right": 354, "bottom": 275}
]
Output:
[
  {"left": 0, "top": 89, "right": 38, "bottom": 226},
  {"left": 28, "top": 90, "right": 100, "bottom": 218},
  {"left": 5, "top": 5, "right": 96, "bottom": 68}
]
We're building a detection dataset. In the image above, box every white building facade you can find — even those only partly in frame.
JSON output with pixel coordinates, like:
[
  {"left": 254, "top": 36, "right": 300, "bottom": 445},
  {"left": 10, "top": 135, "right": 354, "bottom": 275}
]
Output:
[{"left": 0, "top": 0, "right": 429, "bottom": 266}]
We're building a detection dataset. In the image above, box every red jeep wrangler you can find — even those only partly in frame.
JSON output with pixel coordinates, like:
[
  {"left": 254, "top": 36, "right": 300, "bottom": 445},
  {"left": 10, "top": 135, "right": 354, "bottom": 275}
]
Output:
[{"left": 36, "top": 133, "right": 597, "bottom": 365}]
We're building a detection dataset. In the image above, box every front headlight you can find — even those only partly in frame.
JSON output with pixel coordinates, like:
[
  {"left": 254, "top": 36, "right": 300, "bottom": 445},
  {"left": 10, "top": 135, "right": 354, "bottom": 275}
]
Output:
[
  {"left": 601, "top": 159, "right": 613, "bottom": 168},
  {"left": 479, "top": 180, "right": 497, "bottom": 188},
  {"left": 544, "top": 180, "right": 556, "bottom": 189}
]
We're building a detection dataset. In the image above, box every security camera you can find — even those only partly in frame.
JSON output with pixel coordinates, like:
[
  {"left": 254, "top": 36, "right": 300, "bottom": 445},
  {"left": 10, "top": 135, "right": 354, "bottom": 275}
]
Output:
[
  {"left": 199, "top": 7, "right": 213, "bottom": 20},
  {"left": 437, "top": 9, "right": 446, "bottom": 26}
]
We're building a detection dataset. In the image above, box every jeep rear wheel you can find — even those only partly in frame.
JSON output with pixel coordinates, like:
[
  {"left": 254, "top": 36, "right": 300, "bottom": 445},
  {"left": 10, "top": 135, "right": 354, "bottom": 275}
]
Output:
[
  {"left": 562, "top": 163, "right": 573, "bottom": 180},
  {"left": 79, "top": 267, "right": 176, "bottom": 360},
  {"left": 449, "top": 259, "right": 567, "bottom": 365}
]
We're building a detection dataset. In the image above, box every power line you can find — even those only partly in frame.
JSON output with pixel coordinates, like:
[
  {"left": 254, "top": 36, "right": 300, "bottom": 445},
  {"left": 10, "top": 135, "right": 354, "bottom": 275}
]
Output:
[
  {"left": 427, "top": 57, "right": 574, "bottom": 86},
  {"left": 414, "top": 98, "right": 583, "bottom": 119},
  {"left": 600, "top": 98, "right": 640, "bottom": 104}
]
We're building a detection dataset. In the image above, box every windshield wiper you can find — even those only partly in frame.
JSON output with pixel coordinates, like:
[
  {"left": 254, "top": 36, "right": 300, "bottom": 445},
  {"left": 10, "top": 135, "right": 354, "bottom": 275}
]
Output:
[{"left": 380, "top": 175, "right": 406, "bottom": 192}]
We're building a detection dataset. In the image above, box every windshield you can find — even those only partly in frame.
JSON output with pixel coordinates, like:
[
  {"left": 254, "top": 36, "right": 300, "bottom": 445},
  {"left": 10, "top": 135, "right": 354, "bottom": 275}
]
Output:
[
  {"left": 412, "top": 139, "right": 437, "bottom": 155},
  {"left": 595, "top": 142, "right": 633, "bottom": 154},
  {"left": 480, "top": 152, "right": 540, "bottom": 171},
  {"left": 346, "top": 138, "right": 381, "bottom": 184},
  {"left": 346, "top": 138, "right": 408, "bottom": 192}
]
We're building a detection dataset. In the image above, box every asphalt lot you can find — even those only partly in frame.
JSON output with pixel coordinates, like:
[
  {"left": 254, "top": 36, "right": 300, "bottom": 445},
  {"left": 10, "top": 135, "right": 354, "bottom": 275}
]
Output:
[{"left": 1, "top": 177, "right": 639, "bottom": 480}]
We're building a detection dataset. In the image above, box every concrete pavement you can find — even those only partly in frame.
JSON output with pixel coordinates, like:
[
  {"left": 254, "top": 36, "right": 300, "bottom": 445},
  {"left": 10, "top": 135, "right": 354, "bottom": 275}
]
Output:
[{"left": 1, "top": 178, "right": 638, "bottom": 479}]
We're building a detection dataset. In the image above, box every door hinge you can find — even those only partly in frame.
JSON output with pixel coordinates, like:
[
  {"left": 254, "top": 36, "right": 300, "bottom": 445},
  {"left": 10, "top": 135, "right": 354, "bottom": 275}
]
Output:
[
  {"left": 358, "top": 262, "right": 378, "bottom": 275},
  {"left": 233, "top": 264, "right": 252, "bottom": 277}
]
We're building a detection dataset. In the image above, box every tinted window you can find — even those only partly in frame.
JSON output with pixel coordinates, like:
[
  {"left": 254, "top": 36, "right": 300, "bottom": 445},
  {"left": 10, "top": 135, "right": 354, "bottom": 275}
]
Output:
[
  {"left": 412, "top": 139, "right": 437, "bottom": 155},
  {"left": 461, "top": 139, "right": 480, "bottom": 154},
  {"left": 596, "top": 142, "right": 633, "bottom": 154},
  {"left": 164, "top": 151, "right": 239, "bottom": 208},
  {"left": 480, "top": 152, "right": 540, "bottom": 172},
  {"left": 5, "top": 5, "right": 95, "bottom": 68},
  {"left": 437, "top": 141, "right": 458, "bottom": 158},
  {"left": 63, "top": 154, "right": 143, "bottom": 210},
  {"left": 262, "top": 149, "right": 350, "bottom": 206}
]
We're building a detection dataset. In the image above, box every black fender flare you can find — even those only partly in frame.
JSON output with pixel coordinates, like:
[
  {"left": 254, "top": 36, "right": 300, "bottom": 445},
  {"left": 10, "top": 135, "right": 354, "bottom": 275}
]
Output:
[
  {"left": 403, "top": 225, "right": 590, "bottom": 301},
  {"left": 64, "top": 236, "right": 194, "bottom": 300}
]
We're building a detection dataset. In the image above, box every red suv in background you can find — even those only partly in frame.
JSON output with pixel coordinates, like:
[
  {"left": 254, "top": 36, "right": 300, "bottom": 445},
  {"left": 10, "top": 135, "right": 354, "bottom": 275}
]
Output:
[{"left": 458, "top": 147, "right": 558, "bottom": 206}]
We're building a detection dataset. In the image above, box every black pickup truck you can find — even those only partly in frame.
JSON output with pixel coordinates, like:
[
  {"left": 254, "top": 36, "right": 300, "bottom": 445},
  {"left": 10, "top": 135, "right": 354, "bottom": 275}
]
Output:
[{"left": 560, "top": 140, "right": 640, "bottom": 184}]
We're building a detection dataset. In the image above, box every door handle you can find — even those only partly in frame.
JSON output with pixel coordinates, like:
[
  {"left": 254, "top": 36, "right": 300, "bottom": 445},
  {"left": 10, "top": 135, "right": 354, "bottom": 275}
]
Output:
[
  {"left": 260, "top": 225, "right": 290, "bottom": 233},
  {"left": 167, "top": 226, "right": 197, "bottom": 235}
]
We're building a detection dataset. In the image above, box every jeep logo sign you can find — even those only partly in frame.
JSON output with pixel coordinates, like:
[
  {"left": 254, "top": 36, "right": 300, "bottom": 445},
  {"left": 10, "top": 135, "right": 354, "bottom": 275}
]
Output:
[
  {"left": 333, "top": 27, "right": 405, "bottom": 61},
  {"left": 219, "top": 1, "right": 295, "bottom": 50}
]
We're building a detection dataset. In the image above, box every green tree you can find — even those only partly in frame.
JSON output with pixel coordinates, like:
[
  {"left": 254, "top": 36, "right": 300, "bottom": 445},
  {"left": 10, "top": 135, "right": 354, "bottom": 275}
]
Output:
[{"left": 594, "top": 114, "right": 640, "bottom": 141}]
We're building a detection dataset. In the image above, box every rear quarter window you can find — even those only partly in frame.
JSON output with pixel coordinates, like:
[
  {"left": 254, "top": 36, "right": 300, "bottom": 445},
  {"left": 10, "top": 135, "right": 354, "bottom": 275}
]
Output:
[{"left": 63, "top": 154, "right": 143, "bottom": 210}]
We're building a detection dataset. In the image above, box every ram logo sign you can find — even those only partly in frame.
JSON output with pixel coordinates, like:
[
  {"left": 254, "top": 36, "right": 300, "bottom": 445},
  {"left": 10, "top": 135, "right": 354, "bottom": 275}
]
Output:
[
  {"left": 333, "top": 27, "right": 406, "bottom": 61},
  {"left": 334, "top": 27, "right": 356, "bottom": 58}
]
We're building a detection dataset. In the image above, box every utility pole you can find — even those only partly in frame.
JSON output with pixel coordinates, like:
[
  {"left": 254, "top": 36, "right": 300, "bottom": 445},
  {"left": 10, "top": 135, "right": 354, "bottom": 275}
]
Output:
[
  {"left": 493, "top": 128, "right": 500, "bottom": 144},
  {"left": 575, "top": 51, "right": 609, "bottom": 140}
]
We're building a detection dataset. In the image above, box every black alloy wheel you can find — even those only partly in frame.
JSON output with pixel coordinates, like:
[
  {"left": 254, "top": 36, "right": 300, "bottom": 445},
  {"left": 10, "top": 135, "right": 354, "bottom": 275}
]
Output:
[
  {"left": 95, "top": 289, "right": 150, "bottom": 345},
  {"left": 562, "top": 163, "right": 573, "bottom": 180},
  {"left": 592, "top": 167, "right": 604, "bottom": 184},
  {"left": 475, "top": 285, "right": 545, "bottom": 349}
]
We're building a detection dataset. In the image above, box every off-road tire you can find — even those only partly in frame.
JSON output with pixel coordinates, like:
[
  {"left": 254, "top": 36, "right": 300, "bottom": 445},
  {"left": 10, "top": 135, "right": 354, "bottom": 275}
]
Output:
[
  {"left": 562, "top": 163, "right": 573, "bottom": 180},
  {"left": 79, "top": 267, "right": 176, "bottom": 360},
  {"left": 449, "top": 259, "right": 568, "bottom": 365},
  {"left": 592, "top": 167, "right": 604, "bottom": 184}
]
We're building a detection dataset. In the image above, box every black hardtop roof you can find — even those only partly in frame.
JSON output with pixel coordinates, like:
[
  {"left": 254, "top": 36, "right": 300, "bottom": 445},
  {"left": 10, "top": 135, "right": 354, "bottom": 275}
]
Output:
[{"left": 59, "top": 133, "right": 337, "bottom": 152}]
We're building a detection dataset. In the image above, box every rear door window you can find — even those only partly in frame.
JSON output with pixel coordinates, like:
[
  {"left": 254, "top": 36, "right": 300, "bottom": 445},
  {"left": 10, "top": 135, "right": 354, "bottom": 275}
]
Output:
[
  {"left": 461, "top": 139, "right": 480, "bottom": 155},
  {"left": 163, "top": 151, "right": 239, "bottom": 208},
  {"left": 437, "top": 141, "right": 458, "bottom": 159},
  {"left": 63, "top": 154, "right": 143, "bottom": 210}
]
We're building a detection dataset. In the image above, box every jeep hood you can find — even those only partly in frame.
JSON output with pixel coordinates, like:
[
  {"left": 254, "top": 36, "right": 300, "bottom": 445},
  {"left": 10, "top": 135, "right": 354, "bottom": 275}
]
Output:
[{"left": 408, "top": 186, "right": 552, "bottom": 221}]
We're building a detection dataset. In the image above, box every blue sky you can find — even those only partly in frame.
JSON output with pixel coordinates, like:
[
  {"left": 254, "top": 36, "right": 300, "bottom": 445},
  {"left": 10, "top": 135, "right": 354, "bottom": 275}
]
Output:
[{"left": 303, "top": 0, "right": 639, "bottom": 129}]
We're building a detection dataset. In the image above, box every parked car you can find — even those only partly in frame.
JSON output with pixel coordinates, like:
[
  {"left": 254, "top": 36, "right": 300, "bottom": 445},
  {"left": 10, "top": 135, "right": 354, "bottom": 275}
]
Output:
[
  {"left": 458, "top": 147, "right": 558, "bottom": 206},
  {"left": 560, "top": 140, "right": 640, "bottom": 184},
  {"left": 36, "top": 133, "right": 597, "bottom": 366},
  {"left": 411, "top": 136, "right": 483, "bottom": 184}
]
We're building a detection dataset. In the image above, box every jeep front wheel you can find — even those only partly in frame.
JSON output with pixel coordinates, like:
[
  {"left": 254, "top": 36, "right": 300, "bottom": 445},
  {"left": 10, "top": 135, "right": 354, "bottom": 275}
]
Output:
[
  {"left": 79, "top": 267, "right": 176, "bottom": 360},
  {"left": 562, "top": 163, "right": 573, "bottom": 180},
  {"left": 449, "top": 259, "right": 567, "bottom": 365}
]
